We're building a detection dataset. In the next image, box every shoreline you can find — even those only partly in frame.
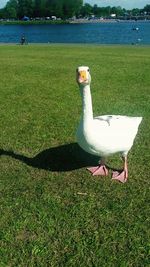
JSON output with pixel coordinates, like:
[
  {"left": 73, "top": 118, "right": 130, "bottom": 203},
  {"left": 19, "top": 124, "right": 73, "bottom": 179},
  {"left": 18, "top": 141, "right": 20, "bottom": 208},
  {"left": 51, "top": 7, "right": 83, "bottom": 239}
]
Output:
[
  {"left": 70, "top": 18, "right": 150, "bottom": 23},
  {"left": 0, "top": 19, "right": 149, "bottom": 26},
  {"left": 0, "top": 43, "right": 149, "bottom": 47}
]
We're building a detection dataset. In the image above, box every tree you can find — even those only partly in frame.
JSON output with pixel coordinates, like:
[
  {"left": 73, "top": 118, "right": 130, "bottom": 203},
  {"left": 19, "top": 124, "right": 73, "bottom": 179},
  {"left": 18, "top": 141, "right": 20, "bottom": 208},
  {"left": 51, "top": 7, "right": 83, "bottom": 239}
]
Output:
[
  {"left": 6, "top": 0, "right": 18, "bottom": 10},
  {"left": 62, "top": 0, "right": 83, "bottom": 19},
  {"left": 132, "top": 8, "right": 140, "bottom": 16},
  {"left": 45, "top": 0, "right": 63, "bottom": 18},
  {"left": 2, "top": 0, "right": 18, "bottom": 19},
  {"left": 17, "top": 0, "right": 34, "bottom": 18},
  {"left": 80, "top": 3, "right": 93, "bottom": 17},
  {"left": 93, "top": 4, "right": 99, "bottom": 16},
  {"left": 0, "top": 1, "right": 149, "bottom": 20},
  {"left": 5, "top": 6, "right": 17, "bottom": 18},
  {"left": 143, "top": 4, "right": 150, "bottom": 14},
  {"left": 111, "top": 6, "right": 124, "bottom": 17},
  {"left": 32, "top": 0, "right": 50, "bottom": 18}
]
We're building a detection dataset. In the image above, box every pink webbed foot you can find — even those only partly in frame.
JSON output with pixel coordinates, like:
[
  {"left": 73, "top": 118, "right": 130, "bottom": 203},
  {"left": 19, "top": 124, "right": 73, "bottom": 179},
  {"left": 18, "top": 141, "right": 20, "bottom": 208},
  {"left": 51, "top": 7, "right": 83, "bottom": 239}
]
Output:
[
  {"left": 112, "top": 170, "right": 128, "bottom": 183},
  {"left": 87, "top": 165, "right": 109, "bottom": 176}
]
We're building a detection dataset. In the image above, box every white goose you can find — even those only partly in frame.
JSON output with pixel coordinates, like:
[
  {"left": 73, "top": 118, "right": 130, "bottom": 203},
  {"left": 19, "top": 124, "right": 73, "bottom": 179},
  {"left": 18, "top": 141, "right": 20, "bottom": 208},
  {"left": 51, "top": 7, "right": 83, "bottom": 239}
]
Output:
[{"left": 76, "top": 66, "right": 142, "bottom": 183}]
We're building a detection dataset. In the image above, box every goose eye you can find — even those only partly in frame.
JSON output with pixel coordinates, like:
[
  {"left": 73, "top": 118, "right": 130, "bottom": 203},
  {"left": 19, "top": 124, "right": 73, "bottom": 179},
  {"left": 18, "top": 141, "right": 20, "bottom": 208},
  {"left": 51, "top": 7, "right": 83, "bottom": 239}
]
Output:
[{"left": 87, "top": 69, "right": 89, "bottom": 72}]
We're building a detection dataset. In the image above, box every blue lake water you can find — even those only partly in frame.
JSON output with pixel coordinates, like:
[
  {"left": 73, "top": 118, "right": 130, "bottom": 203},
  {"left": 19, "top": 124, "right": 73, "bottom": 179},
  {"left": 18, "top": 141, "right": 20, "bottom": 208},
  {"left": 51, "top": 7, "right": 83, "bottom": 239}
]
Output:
[{"left": 0, "top": 21, "right": 150, "bottom": 45}]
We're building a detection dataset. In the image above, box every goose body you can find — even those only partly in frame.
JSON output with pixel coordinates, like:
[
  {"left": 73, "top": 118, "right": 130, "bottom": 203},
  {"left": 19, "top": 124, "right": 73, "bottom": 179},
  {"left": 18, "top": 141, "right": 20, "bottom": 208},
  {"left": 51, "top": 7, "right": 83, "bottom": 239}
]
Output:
[
  {"left": 76, "top": 66, "right": 142, "bottom": 183},
  {"left": 77, "top": 114, "right": 142, "bottom": 157}
]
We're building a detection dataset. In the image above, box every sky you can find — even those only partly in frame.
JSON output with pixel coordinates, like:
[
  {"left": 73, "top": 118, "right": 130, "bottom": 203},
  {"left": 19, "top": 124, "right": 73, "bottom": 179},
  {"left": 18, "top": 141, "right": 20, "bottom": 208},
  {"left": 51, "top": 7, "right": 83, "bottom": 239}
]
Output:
[
  {"left": 0, "top": 0, "right": 6, "bottom": 9},
  {"left": 0, "top": 0, "right": 149, "bottom": 9}
]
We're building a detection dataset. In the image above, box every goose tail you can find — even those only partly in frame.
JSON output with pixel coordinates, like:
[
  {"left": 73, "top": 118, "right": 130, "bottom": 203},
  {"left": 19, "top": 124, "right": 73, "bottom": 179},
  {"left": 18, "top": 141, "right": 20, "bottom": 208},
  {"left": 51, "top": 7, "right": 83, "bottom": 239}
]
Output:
[
  {"left": 133, "top": 117, "right": 143, "bottom": 137},
  {"left": 136, "top": 117, "right": 143, "bottom": 127}
]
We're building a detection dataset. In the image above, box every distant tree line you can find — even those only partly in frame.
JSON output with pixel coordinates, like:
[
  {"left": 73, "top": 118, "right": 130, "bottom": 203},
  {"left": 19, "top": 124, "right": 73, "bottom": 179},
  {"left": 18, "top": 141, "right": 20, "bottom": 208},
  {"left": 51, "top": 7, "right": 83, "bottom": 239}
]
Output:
[
  {"left": 0, "top": 0, "right": 83, "bottom": 19},
  {"left": 80, "top": 3, "right": 150, "bottom": 18},
  {"left": 0, "top": 0, "right": 150, "bottom": 20}
]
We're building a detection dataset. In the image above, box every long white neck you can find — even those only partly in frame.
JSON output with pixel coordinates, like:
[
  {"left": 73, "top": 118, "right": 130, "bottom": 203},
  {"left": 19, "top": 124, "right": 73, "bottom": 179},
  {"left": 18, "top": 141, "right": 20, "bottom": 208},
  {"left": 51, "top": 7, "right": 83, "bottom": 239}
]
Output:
[{"left": 80, "top": 84, "right": 93, "bottom": 126}]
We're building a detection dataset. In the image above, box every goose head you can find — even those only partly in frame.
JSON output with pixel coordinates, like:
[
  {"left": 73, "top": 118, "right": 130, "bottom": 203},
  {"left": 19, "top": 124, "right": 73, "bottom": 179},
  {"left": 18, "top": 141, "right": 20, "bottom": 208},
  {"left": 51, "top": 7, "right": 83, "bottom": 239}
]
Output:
[{"left": 76, "top": 66, "right": 91, "bottom": 87}]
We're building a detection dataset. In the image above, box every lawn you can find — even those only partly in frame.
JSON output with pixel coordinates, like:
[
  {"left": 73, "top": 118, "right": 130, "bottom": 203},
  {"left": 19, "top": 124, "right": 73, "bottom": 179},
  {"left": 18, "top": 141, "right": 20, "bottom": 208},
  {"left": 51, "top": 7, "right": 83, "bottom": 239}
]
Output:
[{"left": 0, "top": 44, "right": 150, "bottom": 267}]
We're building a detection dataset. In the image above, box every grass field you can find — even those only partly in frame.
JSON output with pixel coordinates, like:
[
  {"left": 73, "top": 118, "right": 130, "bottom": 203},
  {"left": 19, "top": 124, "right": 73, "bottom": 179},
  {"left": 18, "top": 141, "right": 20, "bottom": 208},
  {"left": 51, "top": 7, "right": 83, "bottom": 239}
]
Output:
[{"left": 0, "top": 44, "right": 150, "bottom": 267}]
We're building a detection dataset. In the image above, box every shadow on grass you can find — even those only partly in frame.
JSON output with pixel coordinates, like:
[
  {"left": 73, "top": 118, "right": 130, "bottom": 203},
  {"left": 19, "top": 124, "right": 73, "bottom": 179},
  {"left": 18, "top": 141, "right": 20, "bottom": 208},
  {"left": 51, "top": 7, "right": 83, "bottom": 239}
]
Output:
[{"left": 0, "top": 143, "right": 99, "bottom": 172}]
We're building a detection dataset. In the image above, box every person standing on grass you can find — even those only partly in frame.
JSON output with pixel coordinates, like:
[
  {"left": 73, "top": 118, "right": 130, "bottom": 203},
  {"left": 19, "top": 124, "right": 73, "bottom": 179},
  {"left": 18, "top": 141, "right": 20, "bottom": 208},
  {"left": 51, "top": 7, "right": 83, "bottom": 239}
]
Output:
[{"left": 21, "top": 35, "right": 26, "bottom": 45}]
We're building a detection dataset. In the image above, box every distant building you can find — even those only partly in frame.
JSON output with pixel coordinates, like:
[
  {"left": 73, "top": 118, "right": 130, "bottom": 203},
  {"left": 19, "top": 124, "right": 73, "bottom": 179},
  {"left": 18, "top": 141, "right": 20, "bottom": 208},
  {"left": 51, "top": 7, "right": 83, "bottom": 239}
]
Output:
[{"left": 110, "top": 14, "right": 116, "bottom": 18}]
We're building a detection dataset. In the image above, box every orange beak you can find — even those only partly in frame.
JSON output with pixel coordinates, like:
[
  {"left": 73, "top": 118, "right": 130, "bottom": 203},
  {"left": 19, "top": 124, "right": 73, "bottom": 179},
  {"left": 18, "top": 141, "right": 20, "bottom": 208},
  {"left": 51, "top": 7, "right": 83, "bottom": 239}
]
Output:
[{"left": 78, "top": 70, "right": 87, "bottom": 83}]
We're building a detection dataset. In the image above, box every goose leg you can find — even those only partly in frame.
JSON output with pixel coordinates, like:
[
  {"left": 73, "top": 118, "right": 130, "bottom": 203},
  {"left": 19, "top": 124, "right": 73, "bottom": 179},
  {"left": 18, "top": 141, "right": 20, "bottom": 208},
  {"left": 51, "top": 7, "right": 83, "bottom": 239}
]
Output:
[
  {"left": 112, "top": 156, "right": 128, "bottom": 183},
  {"left": 87, "top": 158, "right": 109, "bottom": 176}
]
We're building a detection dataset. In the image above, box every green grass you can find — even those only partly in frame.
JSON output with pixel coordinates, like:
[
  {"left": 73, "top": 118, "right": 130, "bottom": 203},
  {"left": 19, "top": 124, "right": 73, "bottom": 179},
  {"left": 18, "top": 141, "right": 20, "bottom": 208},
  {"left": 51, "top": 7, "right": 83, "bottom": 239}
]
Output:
[{"left": 0, "top": 44, "right": 150, "bottom": 267}]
